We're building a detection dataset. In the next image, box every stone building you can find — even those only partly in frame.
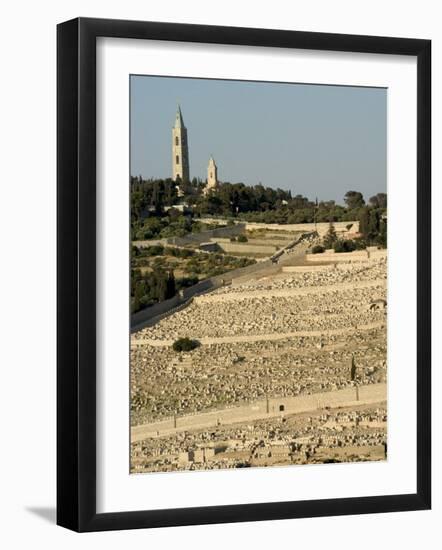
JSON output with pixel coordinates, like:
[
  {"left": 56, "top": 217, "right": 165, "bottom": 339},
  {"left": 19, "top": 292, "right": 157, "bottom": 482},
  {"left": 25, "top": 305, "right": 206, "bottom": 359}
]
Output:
[
  {"left": 204, "top": 156, "right": 218, "bottom": 195},
  {"left": 172, "top": 105, "right": 190, "bottom": 184}
]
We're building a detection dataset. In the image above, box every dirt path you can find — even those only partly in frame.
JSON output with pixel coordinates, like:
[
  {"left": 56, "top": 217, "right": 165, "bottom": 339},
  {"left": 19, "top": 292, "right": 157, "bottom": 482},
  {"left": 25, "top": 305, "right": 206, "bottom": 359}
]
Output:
[
  {"left": 131, "top": 320, "right": 385, "bottom": 349},
  {"left": 194, "top": 279, "right": 384, "bottom": 304}
]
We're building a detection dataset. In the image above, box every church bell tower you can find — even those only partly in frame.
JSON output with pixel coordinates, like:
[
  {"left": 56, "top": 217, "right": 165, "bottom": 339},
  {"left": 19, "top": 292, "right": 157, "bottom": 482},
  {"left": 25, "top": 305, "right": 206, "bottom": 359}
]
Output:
[
  {"left": 172, "top": 105, "right": 190, "bottom": 183},
  {"left": 204, "top": 156, "right": 218, "bottom": 195}
]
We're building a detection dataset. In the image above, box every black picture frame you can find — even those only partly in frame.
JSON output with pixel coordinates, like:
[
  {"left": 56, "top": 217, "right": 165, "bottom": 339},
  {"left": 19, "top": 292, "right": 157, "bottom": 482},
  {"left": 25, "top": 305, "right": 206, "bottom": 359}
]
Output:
[{"left": 57, "top": 17, "right": 431, "bottom": 532}]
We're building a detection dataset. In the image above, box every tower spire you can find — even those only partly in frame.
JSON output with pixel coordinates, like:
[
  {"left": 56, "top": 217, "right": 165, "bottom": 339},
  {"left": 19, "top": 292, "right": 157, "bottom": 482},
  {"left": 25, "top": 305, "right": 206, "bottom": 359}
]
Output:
[
  {"left": 172, "top": 105, "right": 189, "bottom": 183},
  {"left": 204, "top": 156, "right": 218, "bottom": 195},
  {"left": 174, "top": 105, "right": 185, "bottom": 129}
]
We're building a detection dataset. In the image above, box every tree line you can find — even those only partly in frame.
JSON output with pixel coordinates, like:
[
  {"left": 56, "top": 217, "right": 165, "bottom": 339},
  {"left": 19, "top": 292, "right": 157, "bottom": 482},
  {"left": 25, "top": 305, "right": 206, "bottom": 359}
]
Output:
[
  {"left": 131, "top": 245, "right": 256, "bottom": 314},
  {"left": 131, "top": 266, "right": 177, "bottom": 314},
  {"left": 131, "top": 177, "right": 386, "bottom": 228}
]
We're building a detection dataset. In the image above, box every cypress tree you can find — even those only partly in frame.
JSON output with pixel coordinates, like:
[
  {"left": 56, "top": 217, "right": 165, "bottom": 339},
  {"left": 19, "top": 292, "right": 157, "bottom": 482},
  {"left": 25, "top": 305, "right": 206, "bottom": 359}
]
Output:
[
  {"left": 323, "top": 221, "right": 338, "bottom": 249},
  {"left": 350, "top": 355, "right": 357, "bottom": 381},
  {"left": 166, "top": 270, "right": 176, "bottom": 300}
]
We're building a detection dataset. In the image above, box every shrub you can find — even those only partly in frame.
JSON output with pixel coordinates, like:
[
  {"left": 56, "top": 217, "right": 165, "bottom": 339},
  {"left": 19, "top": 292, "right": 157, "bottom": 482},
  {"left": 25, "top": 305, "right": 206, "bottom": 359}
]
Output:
[
  {"left": 333, "top": 240, "right": 345, "bottom": 253},
  {"left": 166, "top": 247, "right": 194, "bottom": 258},
  {"left": 143, "top": 245, "right": 164, "bottom": 257},
  {"left": 353, "top": 238, "right": 367, "bottom": 250},
  {"left": 237, "top": 234, "right": 248, "bottom": 242},
  {"left": 333, "top": 239, "right": 356, "bottom": 253},
  {"left": 172, "top": 337, "right": 201, "bottom": 352},
  {"left": 176, "top": 276, "right": 199, "bottom": 289},
  {"left": 312, "top": 244, "right": 325, "bottom": 254},
  {"left": 230, "top": 236, "right": 237, "bottom": 242}
]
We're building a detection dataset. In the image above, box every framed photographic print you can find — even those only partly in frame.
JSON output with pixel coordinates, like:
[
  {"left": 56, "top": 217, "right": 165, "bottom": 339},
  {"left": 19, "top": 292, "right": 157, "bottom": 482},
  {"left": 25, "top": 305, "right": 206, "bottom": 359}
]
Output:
[{"left": 57, "top": 17, "right": 431, "bottom": 532}]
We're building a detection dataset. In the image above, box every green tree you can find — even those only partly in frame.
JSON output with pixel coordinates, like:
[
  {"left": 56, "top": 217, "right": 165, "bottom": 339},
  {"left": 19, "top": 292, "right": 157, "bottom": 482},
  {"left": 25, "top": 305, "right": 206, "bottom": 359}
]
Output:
[
  {"left": 376, "top": 218, "right": 387, "bottom": 248},
  {"left": 166, "top": 270, "right": 176, "bottom": 299},
  {"left": 359, "top": 207, "right": 370, "bottom": 239},
  {"left": 344, "top": 191, "right": 365, "bottom": 209},
  {"left": 172, "top": 337, "right": 200, "bottom": 352},
  {"left": 369, "top": 193, "right": 387, "bottom": 209},
  {"left": 368, "top": 209, "right": 380, "bottom": 239},
  {"left": 153, "top": 268, "right": 168, "bottom": 302},
  {"left": 323, "top": 221, "right": 338, "bottom": 249}
]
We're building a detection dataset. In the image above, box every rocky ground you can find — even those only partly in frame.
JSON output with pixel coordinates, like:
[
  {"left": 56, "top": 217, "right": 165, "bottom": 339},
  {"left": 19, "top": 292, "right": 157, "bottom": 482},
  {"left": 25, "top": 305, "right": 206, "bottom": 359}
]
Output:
[
  {"left": 131, "top": 404, "right": 387, "bottom": 473},
  {"left": 130, "top": 253, "right": 387, "bottom": 472}
]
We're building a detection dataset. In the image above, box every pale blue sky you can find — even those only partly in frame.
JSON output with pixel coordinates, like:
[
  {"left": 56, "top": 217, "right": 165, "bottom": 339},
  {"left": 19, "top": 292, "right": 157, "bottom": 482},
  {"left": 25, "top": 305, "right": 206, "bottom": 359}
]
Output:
[{"left": 130, "top": 75, "right": 386, "bottom": 204}]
